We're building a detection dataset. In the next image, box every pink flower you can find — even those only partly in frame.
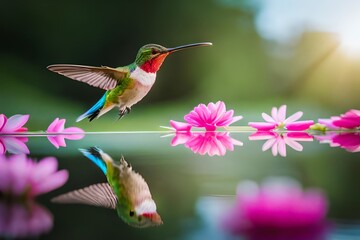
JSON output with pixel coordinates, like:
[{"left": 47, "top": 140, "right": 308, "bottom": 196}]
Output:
[
  {"left": 222, "top": 178, "right": 328, "bottom": 234},
  {"left": 0, "top": 154, "right": 68, "bottom": 199},
  {"left": 315, "top": 132, "right": 360, "bottom": 152},
  {"left": 249, "top": 105, "right": 313, "bottom": 131},
  {"left": 46, "top": 118, "right": 85, "bottom": 149},
  {"left": 0, "top": 114, "right": 29, "bottom": 133},
  {"left": 170, "top": 131, "right": 243, "bottom": 156},
  {"left": 318, "top": 109, "right": 360, "bottom": 130},
  {"left": 170, "top": 101, "right": 242, "bottom": 131},
  {"left": 249, "top": 131, "right": 313, "bottom": 157},
  {"left": 0, "top": 201, "right": 53, "bottom": 238},
  {"left": 0, "top": 137, "right": 29, "bottom": 155}
]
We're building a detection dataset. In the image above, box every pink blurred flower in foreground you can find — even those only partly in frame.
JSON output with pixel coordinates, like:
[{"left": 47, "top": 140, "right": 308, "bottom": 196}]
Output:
[
  {"left": 249, "top": 131, "right": 313, "bottom": 157},
  {"left": 318, "top": 109, "right": 360, "bottom": 130},
  {"left": 222, "top": 178, "right": 328, "bottom": 235},
  {"left": 249, "top": 105, "right": 313, "bottom": 131},
  {"left": 315, "top": 132, "right": 360, "bottom": 153},
  {"left": 0, "top": 201, "right": 53, "bottom": 238},
  {"left": 0, "top": 137, "right": 29, "bottom": 155},
  {"left": 46, "top": 118, "right": 85, "bottom": 149},
  {"left": 0, "top": 114, "right": 29, "bottom": 133},
  {"left": 170, "top": 131, "right": 243, "bottom": 156},
  {"left": 0, "top": 154, "right": 68, "bottom": 199},
  {"left": 170, "top": 101, "right": 242, "bottom": 131}
]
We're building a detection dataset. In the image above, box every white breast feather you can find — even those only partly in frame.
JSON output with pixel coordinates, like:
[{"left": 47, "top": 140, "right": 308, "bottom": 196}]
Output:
[{"left": 130, "top": 67, "right": 156, "bottom": 86}]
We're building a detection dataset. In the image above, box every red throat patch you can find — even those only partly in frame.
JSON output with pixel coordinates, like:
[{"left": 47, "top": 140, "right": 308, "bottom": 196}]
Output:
[{"left": 140, "top": 53, "right": 169, "bottom": 73}]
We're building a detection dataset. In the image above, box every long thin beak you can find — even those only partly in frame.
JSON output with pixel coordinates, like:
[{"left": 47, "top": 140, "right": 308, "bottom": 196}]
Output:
[{"left": 165, "top": 42, "right": 212, "bottom": 53}]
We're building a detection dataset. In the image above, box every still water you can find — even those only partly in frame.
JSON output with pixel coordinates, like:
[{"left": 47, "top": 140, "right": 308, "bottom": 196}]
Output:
[{"left": 1, "top": 131, "right": 360, "bottom": 239}]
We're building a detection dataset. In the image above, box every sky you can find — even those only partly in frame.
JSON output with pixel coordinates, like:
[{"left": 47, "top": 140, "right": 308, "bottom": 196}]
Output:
[{"left": 249, "top": 0, "right": 360, "bottom": 54}]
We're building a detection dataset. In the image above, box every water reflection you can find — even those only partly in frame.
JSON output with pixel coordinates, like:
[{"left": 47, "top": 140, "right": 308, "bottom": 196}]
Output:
[
  {"left": 0, "top": 200, "right": 53, "bottom": 239},
  {"left": 168, "top": 131, "right": 243, "bottom": 156},
  {"left": 0, "top": 136, "right": 29, "bottom": 154},
  {"left": 249, "top": 131, "right": 313, "bottom": 157},
  {"left": 47, "top": 133, "right": 85, "bottom": 149},
  {"left": 0, "top": 154, "right": 68, "bottom": 239},
  {"left": 52, "top": 147, "right": 162, "bottom": 228},
  {"left": 315, "top": 132, "right": 360, "bottom": 153},
  {"left": 222, "top": 178, "right": 329, "bottom": 240}
]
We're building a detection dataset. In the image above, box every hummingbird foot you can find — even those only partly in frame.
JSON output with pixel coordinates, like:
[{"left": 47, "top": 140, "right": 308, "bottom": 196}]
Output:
[{"left": 118, "top": 107, "right": 131, "bottom": 120}]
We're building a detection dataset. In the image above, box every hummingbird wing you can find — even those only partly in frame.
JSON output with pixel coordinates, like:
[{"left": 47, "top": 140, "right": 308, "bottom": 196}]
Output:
[
  {"left": 51, "top": 183, "right": 117, "bottom": 209},
  {"left": 47, "top": 64, "right": 129, "bottom": 90}
]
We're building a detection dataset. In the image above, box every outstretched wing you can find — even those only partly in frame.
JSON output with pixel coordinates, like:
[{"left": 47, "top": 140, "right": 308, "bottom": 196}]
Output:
[
  {"left": 52, "top": 183, "right": 117, "bottom": 209},
  {"left": 47, "top": 64, "right": 129, "bottom": 90}
]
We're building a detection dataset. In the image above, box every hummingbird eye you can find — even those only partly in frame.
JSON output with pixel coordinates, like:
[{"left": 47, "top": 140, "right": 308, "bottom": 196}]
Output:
[
  {"left": 129, "top": 210, "right": 135, "bottom": 217},
  {"left": 151, "top": 49, "right": 158, "bottom": 55}
]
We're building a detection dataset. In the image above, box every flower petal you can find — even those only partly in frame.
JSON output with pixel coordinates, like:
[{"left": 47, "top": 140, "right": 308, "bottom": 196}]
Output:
[
  {"left": 1, "top": 114, "right": 29, "bottom": 133},
  {"left": 0, "top": 114, "right": 6, "bottom": 131},
  {"left": 32, "top": 170, "right": 69, "bottom": 196},
  {"left": 271, "top": 107, "right": 279, "bottom": 122},
  {"left": 286, "top": 120, "right": 314, "bottom": 131},
  {"left": 262, "top": 138, "right": 277, "bottom": 151},
  {"left": 170, "top": 120, "right": 192, "bottom": 132},
  {"left": 47, "top": 136, "right": 60, "bottom": 149},
  {"left": 1, "top": 137, "right": 30, "bottom": 154},
  {"left": 262, "top": 113, "right": 275, "bottom": 123},
  {"left": 284, "top": 138, "right": 304, "bottom": 151},
  {"left": 171, "top": 132, "right": 191, "bottom": 146},
  {"left": 249, "top": 122, "right": 277, "bottom": 131},
  {"left": 284, "top": 111, "right": 303, "bottom": 124},
  {"left": 46, "top": 118, "right": 59, "bottom": 132},
  {"left": 278, "top": 105, "right": 287, "bottom": 122},
  {"left": 278, "top": 139, "right": 287, "bottom": 157}
]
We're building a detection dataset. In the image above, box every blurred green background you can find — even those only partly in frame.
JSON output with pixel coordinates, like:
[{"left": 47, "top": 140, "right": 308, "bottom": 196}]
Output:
[{"left": 1, "top": 0, "right": 359, "bottom": 131}]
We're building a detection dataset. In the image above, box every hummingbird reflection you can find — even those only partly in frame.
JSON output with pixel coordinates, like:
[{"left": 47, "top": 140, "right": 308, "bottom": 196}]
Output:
[{"left": 52, "top": 147, "right": 162, "bottom": 228}]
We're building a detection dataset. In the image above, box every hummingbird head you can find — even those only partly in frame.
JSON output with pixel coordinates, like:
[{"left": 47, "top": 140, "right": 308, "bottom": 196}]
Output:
[{"left": 135, "top": 42, "right": 212, "bottom": 73}]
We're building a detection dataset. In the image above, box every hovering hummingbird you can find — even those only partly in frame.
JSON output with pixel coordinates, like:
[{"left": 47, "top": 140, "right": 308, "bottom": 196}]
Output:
[
  {"left": 47, "top": 42, "right": 212, "bottom": 122},
  {"left": 52, "top": 147, "right": 162, "bottom": 228}
]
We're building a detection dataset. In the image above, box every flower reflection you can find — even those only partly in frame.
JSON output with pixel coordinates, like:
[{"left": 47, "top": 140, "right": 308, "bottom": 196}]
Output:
[
  {"left": 0, "top": 114, "right": 29, "bottom": 133},
  {"left": 0, "top": 154, "right": 69, "bottom": 199},
  {"left": 249, "top": 131, "right": 313, "bottom": 157},
  {"left": 46, "top": 118, "right": 85, "bottom": 148},
  {"left": 0, "top": 137, "right": 29, "bottom": 154},
  {"left": 170, "top": 131, "right": 243, "bottom": 156},
  {"left": 0, "top": 200, "right": 53, "bottom": 239},
  {"left": 222, "top": 178, "right": 328, "bottom": 240},
  {"left": 315, "top": 132, "right": 360, "bottom": 152}
]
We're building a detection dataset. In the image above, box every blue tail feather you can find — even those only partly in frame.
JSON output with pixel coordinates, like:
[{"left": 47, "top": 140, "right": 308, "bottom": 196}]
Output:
[
  {"left": 79, "top": 147, "right": 107, "bottom": 175},
  {"left": 76, "top": 93, "right": 107, "bottom": 122}
]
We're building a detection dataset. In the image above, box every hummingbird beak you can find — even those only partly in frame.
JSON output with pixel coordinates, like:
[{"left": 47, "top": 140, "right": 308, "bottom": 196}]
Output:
[{"left": 165, "top": 42, "right": 213, "bottom": 54}]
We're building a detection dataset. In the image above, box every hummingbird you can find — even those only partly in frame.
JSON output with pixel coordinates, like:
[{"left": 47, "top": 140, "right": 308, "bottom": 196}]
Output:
[
  {"left": 52, "top": 147, "right": 162, "bottom": 228},
  {"left": 47, "top": 42, "right": 212, "bottom": 122}
]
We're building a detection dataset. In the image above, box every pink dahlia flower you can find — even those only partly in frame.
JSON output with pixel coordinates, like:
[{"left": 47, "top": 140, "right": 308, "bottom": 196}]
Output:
[
  {"left": 170, "top": 101, "right": 242, "bottom": 131},
  {"left": 318, "top": 109, "right": 360, "bottom": 130},
  {"left": 249, "top": 131, "right": 313, "bottom": 157},
  {"left": 46, "top": 118, "right": 85, "bottom": 148},
  {"left": 0, "top": 137, "right": 29, "bottom": 155},
  {"left": 0, "top": 201, "right": 53, "bottom": 238},
  {"left": 170, "top": 131, "right": 243, "bottom": 156},
  {"left": 0, "top": 114, "right": 29, "bottom": 133},
  {"left": 0, "top": 154, "right": 68, "bottom": 199},
  {"left": 223, "top": 178, "right": 328, "bottom": 233},
  {"left": 249, "top": 105, "right": 313, "bottom": 131}
]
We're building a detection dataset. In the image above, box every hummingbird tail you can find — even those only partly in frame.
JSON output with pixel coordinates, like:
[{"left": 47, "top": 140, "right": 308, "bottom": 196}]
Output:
[
  {"left": 79, "top": 147, "right": 107, "bottom": 175},
  {"left": 76, "top": 93, "right": 107, "bottom": 122}
]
